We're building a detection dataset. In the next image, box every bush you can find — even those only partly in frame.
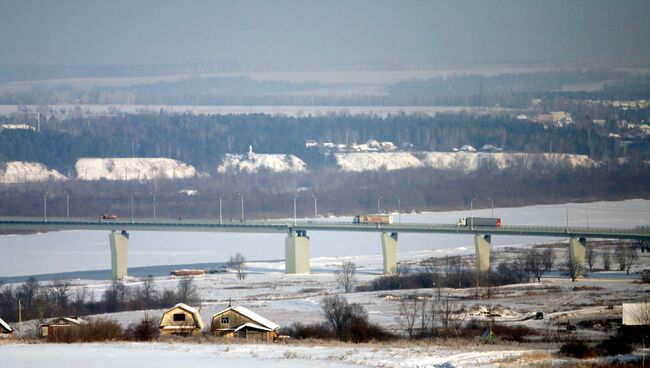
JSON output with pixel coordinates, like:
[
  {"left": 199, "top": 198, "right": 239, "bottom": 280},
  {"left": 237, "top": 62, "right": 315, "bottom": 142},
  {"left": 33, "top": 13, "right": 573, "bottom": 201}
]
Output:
[
  {"left": 282, "top": 322, "right": 335, "bottom": 340},
  {"left": 597, "top": 334, "right": 632, "bottom": 356},
  {"left": 559, "top": 341, "right": 597, "bottom": 359},
  {"left": 491, "top": 324, "right": 536, "bottom": 342},
  {"left": 125, "top": 315, "right": 160, "bottom": 341}
]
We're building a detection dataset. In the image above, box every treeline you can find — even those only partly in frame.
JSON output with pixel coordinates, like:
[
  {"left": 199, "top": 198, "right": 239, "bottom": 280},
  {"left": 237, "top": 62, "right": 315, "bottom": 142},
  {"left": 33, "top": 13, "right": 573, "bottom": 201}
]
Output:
[
  {"left": 0, "top": 276, "right": 200, "bottom": 323},
  {"left": 0, "top": 112, "right": 626, "bottom": 172},
  {"left": 0, "top": 164, "right": 648, "bottom": 219}
]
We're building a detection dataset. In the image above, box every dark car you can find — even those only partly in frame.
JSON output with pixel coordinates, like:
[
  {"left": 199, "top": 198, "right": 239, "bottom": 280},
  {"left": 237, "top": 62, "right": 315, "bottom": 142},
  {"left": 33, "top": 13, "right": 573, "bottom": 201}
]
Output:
[
  {"left": 101, "top": 213, "right": 118, "bottom": 220},
  {"left": 535, "top": 312, "right": 544, "bottom": 320}
]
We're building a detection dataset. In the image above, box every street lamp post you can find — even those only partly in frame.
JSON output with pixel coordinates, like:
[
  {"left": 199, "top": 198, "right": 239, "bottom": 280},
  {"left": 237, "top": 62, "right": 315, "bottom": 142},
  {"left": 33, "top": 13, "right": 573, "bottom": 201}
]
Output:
[
  {"left": 397, "top": 196, "right": 401, "bottom": 224},
  {"left": 64, "top": 191, "right": 69, "bottom": 218},
  {"left": 219, "top": 195, "right": 223, "bottom": 225},
  {"left": 470, "top": 198, "right": 476, "bottom": 230},
  {"left": 293, "top": 196, "right": 297, "bottom": 226},
  {"left": 488, "top": 197, "right": 494, "bottom": 218},
  {"left": 239, "top": 193, "right": 244, "bottom": 222},
  {"left": 312, "top": 194, "right": 317, "bottom": 219}
]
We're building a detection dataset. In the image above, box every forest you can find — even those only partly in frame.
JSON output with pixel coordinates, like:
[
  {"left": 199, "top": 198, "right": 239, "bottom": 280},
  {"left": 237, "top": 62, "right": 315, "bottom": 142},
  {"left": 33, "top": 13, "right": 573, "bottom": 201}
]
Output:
[{"left": 0, "top": 112, "right": 631, "bottom": 173}]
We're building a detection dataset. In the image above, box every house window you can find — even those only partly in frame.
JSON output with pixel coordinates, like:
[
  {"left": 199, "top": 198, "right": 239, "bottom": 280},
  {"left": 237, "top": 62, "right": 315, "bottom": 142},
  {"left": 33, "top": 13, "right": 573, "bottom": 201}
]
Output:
[
  {"left": 173, "top": 313, "right": 186, "bottom": 322},
  {"left": 221, "top": 316, "right": 229, "bottom": 324}
]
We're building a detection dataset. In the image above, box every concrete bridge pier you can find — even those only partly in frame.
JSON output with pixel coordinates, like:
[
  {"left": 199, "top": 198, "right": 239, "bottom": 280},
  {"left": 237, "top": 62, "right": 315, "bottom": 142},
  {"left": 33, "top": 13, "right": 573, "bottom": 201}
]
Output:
[
  {"left": 381, "top": 232, "right": 398, "bottom": 275},
  {"left": 569, "top": 237, "right": 587, "bottom": 276},
  {"left": 474, "top": 234, "right": 492, "bottom": 273},
  {"left": 285, "top": 230, "right": 310, "bottom": 274},
  {"left": 109, "top": 230, "right": 129, "bottom": 279}
]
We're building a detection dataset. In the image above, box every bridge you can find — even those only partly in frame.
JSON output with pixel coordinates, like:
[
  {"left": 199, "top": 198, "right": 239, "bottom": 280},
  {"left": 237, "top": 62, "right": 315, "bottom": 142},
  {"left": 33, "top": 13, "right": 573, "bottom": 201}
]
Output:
[{"left": 1, "top": 216, "right": 649, "bottom": 279}]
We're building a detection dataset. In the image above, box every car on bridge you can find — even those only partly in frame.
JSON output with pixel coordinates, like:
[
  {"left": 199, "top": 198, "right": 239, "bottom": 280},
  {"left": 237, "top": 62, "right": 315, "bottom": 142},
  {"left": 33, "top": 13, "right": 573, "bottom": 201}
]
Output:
[{"left": 100, "top": 213, "right": 118, "bottom": 220}]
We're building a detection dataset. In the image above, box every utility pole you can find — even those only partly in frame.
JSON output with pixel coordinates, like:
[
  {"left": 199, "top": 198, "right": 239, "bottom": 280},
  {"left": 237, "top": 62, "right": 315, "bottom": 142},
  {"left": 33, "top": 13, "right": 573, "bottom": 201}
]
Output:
[
  {"left": 470, "top": 198, "right": 476, "bottom": 230},
  {"left": 397, "top": 196, "right": 401, "bottom": 224},
  {"left": 153, "top": 180, "right": 157, "bottom": 220},
  {"left": 377, "top": 196, "right": 382, "bottom": 213},
  {"left": 18, "top": 299, "right": 22, "bottom": 339},
  {"left": 239, "top": 193, "right": 244, "bottom": 222},
  {"left": 293, "top": 197, "right": 297, "bottom": 226},
  {"left": 131, "top": 194, "right": 135, "bottom": 223},
  {"left": 219, "top": 195, "right": 223, "bottom": 225},
  {"left": 64, "top": 191, "right": 69, "bottom": 217},
  {"left": 488, "top": 197, "right": 494, "bottom": 218},
  {"left": 312, "top": 194, "right": 317, "bottom": 219},
  {"left": 586, "top": 203, "right": 590, "bottom": 229},
  {"left": 566, "top": 206, "right": 569, "bottom": 232}
]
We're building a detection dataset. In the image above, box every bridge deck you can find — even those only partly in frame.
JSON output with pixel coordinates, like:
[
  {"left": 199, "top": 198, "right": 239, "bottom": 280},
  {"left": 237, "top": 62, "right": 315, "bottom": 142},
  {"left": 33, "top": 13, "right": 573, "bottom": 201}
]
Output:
[{"left": 1, "top": 217, "right": 649, "bottom": 240}]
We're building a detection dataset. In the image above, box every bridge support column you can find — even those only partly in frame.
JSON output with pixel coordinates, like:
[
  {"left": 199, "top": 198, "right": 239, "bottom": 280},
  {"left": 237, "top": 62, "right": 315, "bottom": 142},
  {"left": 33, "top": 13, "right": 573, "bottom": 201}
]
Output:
[
  {"left": 474, "top": 234, "right": 491, "bottom": 274},
  {"left": 569, "top": 237, "right": 587, "bottom": 276},
  {"left": 381, "top": 232, "right": 398, "bottom": 275},
  {"left": 109, "top": 230, "right": 129, "bottom": 280},
  {"left": 285, "top": 230, "right": 310, "bottom": 274}
]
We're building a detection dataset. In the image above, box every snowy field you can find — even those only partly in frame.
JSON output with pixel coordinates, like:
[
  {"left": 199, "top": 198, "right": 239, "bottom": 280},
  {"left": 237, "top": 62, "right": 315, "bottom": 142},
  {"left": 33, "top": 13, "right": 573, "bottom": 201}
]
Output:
[{"left": 0, "top": 341, "right": 535, "bottom": 368}]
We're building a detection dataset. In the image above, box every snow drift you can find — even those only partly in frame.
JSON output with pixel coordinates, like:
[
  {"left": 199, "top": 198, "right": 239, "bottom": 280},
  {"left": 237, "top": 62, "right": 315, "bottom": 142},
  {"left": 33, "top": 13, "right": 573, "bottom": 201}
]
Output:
[
  {"left": 0, "top": 161, "right": 67, "bottom": 183},
  {"left": 218, "top": 147, "right": 307, "bottom": 173},
  {"left": 335, "top": 151, "right": 597, "bottom": 172},
  {"left": 75, "top": 158, "right": 197, "bottom": 181}
]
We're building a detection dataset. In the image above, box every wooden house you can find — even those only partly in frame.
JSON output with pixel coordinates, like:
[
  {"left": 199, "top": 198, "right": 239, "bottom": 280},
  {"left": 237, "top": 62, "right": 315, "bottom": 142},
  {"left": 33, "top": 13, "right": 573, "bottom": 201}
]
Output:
[
  {"left": 159, "top": 303, "right": 204, "bottom": 336},
  {"left": 210, "top": 306, "right": 280, "bottom": 342},
  {"left": 0, "top": 317, "right": 13, "bottom": 337},
  {"left": 39, "top": 316, "right": 88, "bottom": 338}
]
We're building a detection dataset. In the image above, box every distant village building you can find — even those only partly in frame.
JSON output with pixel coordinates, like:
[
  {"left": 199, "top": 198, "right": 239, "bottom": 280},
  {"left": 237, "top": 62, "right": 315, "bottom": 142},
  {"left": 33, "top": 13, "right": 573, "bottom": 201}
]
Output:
[
  {"left": 39, "top": 316, "right": 88, "bottom": 338},
  {"left": 481, "top": 144, "right": 503, "bottom": 152},
  {"left": 0, "top": 317, "right": 13, "bottom": 337},
  {"left": 159, "top": 303, "right": 204, "bottom": 336},
  {"left": 210, "top": 306, "right": 280, "bottom": 342},
  {"left": 459, "top": 145, "right": 477, "bottom": 152},
  {"left": 532, "top": 111, "right": 573, "bottom": 127}
]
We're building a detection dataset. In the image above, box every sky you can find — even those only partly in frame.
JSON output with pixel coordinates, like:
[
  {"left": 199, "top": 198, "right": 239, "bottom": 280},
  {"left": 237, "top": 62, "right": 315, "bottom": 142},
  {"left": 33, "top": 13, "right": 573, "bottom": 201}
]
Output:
[{"left": 0, "top": 0, "right": 649, "bottom": 67}]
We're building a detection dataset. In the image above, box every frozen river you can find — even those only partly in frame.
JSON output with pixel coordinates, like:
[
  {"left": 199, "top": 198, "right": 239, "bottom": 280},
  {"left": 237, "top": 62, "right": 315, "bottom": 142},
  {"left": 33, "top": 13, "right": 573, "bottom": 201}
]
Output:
[{"left": 0, "top": 199, "right": 648, "bottom": 278}]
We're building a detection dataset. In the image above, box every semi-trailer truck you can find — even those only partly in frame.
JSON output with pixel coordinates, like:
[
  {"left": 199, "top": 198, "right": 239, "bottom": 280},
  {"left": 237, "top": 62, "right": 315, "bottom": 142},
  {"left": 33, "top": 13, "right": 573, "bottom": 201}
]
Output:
[
  {"left": 457, "top": 217, "right": 501, "bottom": 227},
  {"left": 353, "top": 214, "right": 393, "bottom": 224}
]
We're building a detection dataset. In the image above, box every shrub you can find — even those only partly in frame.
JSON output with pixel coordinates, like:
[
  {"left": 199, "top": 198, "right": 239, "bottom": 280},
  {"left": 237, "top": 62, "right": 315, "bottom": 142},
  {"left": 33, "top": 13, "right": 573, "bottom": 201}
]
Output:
[
  {"left": 281, "top": 322, "right": 335, "bottom": 340},
  {"left": 597, "top": 334, "right": 632, "bottom": 356},
  {"left": 125, "top": 315, "right": 160, "bottom": 341},
  {"left": 559, "top": 341, "right": 596, "bottom": 359}
]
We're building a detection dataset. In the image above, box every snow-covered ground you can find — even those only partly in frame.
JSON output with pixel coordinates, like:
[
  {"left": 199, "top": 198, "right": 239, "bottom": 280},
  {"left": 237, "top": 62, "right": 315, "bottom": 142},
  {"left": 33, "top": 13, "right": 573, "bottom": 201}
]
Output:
[
  {"left": 0, "top": 161, "right": 67, "bottom": 184},
  {"left": 217, "top": 148, "right": 307, "bottom": 173},
  {"left": 334, "top": 151, "right": 597, "bottom": 172},
  {"left": 0, "top": 341, "right": 532, "bottom": 368},
  {"left": 75, "top": 157, "right": 198, "bottom": 181}
]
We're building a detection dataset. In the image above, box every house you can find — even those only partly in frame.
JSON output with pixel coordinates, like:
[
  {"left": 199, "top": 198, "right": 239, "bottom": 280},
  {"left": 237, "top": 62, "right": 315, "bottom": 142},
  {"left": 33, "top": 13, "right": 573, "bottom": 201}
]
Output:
[
  {"left": 39, "top": 316, "right": 88, "bottom": 338},
  {"left": 210, "top": 306, "right": 280, "bottom": 342},
  {"left": 460, "top": 145, "right": 477, "bottom": 152},
  {"left": 0, "top": 317, "right": 13, "bottom": 337},
  {"left": 159, "top": 303, "right": 204, "bottom": 336}
]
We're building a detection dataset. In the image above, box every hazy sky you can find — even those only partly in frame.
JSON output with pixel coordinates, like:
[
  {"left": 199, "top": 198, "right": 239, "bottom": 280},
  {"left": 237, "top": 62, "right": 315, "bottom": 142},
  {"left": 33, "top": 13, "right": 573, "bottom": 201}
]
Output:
[{"left": 1, "top": 0, "right": 649, "bottom": 66}]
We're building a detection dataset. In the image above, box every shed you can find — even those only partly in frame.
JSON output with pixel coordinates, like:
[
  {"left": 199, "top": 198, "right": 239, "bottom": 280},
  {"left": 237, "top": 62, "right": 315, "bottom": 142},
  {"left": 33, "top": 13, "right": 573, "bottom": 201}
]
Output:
[
  {"left": 39, "top": 316, "right": 88, "bottom": 338},
  {"left": 211, "top": 306, "right": 280, "bottom": 342},
  {"left": 0, "top": 317, "right": 13, "bottom": 337},
  {"left": 159, "top": 303, "right": 204, "bottom": 336}
]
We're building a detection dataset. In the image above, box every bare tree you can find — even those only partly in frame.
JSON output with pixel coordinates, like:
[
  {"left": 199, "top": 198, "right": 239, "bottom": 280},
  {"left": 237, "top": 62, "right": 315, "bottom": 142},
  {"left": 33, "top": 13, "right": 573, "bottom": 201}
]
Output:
[
  {"left": 322, "top": 295, "right": 349, "bottom": 339},
  {"left": 564, "top": 258, "right": 584, "bottom": 282},
  {"left": 72, "top": 287, "right": 88, "bottom": 315},
  {"left": 433, "top": 292, "right": 466, "bottom": 336},
  {"left": 525, "top": 248, "right": 549, "bottom": 282},
  {"left": 601, "top": 250, "right": 611, "bottom": 271},
  {"left": 397, "top": 295, "right": 430, "bottom": 338},
  {"left": 137, "top": 276, "right": 160, "bottom": 308},
  {"left": 614, "top": 243, "right": 639, "bottom": 274},
  {"left": 585, "top": 247, "right": 596, "bottom": 272},
  {"left": 52, "top": 278, "right": 71, "bottom": 310},
  {"left": 542, "top": 248, "right": 555, "bottom": 271},
  {"left": 228, "top": 252, "right": 247, "bottom": 280},
  {"left": 176, "top": 276, "right": 200, "bottom": 305},
  {"left": 335, "top": 261, "right": 357, "bottom": 293},
  {"left": 630, "top": 302, "right": 650, "bottom": 325},
  {"left": 421, "top": 258, "right": 443, "bottom": 300}
]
